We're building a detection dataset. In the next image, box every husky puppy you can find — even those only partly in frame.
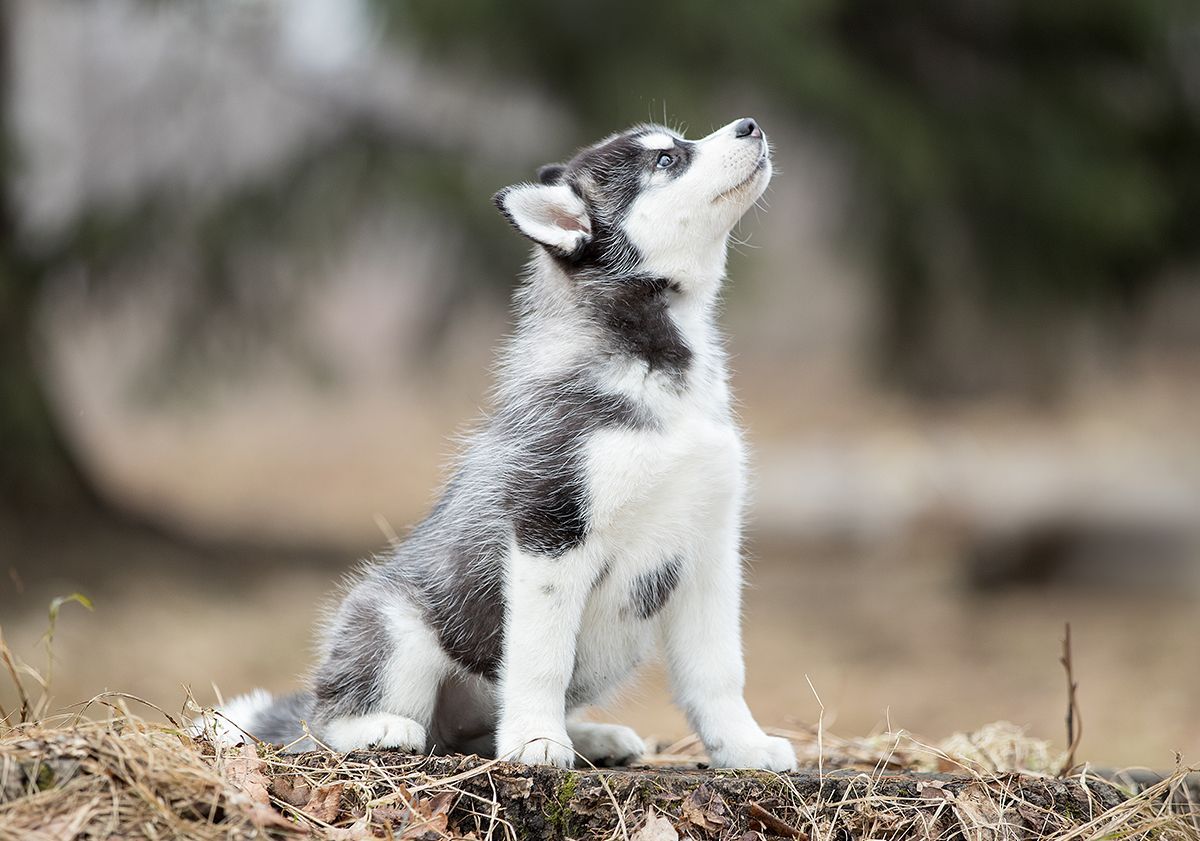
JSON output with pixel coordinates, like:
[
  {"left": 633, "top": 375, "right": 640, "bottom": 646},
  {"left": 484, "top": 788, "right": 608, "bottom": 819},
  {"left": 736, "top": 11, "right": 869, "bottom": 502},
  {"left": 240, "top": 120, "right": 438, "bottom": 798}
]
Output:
[{"left": 206, "top": 117, "right": 796, "bottom": 771}]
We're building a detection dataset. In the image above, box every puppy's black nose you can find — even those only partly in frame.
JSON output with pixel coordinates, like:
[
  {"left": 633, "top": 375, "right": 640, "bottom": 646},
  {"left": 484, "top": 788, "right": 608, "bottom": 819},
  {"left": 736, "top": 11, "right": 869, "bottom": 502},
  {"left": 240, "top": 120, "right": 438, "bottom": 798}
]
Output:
[{"left": 734, "top": 118, "right": 762, "bottom": 139}]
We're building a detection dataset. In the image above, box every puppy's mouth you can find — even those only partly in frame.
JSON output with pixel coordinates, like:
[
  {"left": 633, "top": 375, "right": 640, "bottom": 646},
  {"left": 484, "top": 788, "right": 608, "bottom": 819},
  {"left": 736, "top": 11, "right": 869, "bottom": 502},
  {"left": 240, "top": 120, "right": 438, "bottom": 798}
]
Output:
[{"left": 711, "top": 153, "right": 769, "bottom": 204}]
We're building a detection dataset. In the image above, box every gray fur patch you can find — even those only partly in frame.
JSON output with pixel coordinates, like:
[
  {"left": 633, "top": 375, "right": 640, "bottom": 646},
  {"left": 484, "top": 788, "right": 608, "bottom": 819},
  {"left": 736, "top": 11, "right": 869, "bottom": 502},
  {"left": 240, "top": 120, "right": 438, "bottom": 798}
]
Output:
[
  {"left": 377, "top": 371, "right": 654, "bottom": 680},
  {"left": 313, "top": 598, "right": 391, "bottom": 720},
  {"left": 593, "top": 559, "right": 614, "bottom": 588},
  {"left": 413, "top": 530, "right": 507, "bottom": 679},
  {"left": 499, "top": 374, "right": 651, "bottom": 557},
  {"left": 627, "top": 556, "right": 684, "bottom": 619},
  {"left": 565, "top": 672, "right": 600, "bottom": 709},
  {"left": 249, "top": 691, "right": 318, "bottom": 752}
]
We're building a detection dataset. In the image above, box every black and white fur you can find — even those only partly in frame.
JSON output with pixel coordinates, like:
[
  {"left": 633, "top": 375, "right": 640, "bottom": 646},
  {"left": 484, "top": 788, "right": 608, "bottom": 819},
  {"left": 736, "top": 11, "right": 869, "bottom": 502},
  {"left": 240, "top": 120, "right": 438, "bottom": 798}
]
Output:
[{"left": 201, "top": 117, "right": 796, "bottom": 771}]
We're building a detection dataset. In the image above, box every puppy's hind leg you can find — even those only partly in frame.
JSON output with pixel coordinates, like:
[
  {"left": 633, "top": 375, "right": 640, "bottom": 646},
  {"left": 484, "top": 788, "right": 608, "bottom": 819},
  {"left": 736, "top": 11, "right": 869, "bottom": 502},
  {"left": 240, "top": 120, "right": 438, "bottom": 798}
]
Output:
[{"left": 313, "top": 589, "right": 450, "bottom": 753}]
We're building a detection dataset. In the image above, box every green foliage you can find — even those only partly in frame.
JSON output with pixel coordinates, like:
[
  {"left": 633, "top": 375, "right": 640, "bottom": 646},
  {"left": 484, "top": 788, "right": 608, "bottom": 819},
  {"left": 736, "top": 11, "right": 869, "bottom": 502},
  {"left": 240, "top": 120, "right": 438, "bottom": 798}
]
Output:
[
  {"left": 547, "top": 770, "right": 580, "bottom": 836},
  {"left": 392, "top": 0, "right": 1200, "bottom": 375}
]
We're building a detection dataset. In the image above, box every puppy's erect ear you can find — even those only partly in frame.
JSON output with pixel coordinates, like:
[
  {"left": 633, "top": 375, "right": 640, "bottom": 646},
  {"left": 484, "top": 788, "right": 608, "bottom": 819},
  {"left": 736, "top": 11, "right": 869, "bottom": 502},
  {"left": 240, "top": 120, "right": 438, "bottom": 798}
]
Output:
[
  {"left": 493, "top": 183, "right": 592, "bottom": 257},
  {"left": 537, "top": 163, "right": 566, "bottom": 185}
]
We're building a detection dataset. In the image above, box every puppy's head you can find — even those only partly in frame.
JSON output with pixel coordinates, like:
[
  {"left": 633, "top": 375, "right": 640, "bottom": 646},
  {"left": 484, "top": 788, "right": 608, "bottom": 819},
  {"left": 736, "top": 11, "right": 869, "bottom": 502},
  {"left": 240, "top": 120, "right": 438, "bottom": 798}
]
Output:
[{"left": 495, "top": 118, "right": 771, "bottom": 282}]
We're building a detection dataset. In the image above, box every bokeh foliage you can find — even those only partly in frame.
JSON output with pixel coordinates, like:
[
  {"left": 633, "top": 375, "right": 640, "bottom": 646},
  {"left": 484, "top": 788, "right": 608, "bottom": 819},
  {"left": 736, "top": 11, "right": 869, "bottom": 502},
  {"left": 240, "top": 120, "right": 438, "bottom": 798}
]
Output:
[
  {"left": 3, "top": 1, "right": 1200, "bottom": 509},
  {"left": 395, "top": 0, "right": 1200, "bottom": 386}
]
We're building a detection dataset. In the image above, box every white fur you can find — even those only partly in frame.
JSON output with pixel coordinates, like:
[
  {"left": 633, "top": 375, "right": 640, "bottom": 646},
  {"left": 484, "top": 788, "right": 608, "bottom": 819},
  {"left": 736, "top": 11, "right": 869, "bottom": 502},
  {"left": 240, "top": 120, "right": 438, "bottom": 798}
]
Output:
[
  {"left": 636, "top": 132, "right": 677, "bottom": 150},
  {"left": 627, "top": 124, "right": 771, "bottom": 293},
  {"left": 324, "top": 712, "right": 426, "bottom": 752}
]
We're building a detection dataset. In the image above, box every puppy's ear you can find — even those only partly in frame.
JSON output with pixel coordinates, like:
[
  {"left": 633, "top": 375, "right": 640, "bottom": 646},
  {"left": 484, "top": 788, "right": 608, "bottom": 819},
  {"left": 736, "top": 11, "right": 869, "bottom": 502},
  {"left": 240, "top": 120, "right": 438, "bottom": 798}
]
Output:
[
  {"left": 493, "top": 183, "right": 592, "bottom": 257},
  {"left": 536, "top": 163, "right": 567, "bottom": 185}
]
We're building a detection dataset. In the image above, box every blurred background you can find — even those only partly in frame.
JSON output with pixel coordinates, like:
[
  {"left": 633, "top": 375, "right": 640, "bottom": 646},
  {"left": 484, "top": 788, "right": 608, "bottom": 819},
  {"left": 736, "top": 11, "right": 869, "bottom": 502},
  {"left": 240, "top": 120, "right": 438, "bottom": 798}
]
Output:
[{"left": 2, "top": 0, "right": 1198, "bottom": 767}]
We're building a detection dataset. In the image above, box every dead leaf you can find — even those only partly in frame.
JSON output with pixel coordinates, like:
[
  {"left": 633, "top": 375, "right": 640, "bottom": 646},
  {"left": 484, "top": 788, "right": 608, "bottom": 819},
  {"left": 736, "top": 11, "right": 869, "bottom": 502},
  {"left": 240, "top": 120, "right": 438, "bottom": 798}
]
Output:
[
  {"left": 303, "top": 782, "right": 345, "bottom": 823},
  {"left": 325, "top": 816, "right": 375, "bottom": 841},
  {"left": 746, "top": 802, "right": 805, "bottom": 840},
  {"left": 399, "top": 790, "right": 456, "bottom": 840},
  {"left": 370, "top": 785, "right": 416, "bottom": 833},
  {"left": 918, "top": 780, "right": 954, "bottom": 801},
  {"left": 223, "top": 743, "right": 297, "bottom": 831},
  {"left": 492, "top": 773, "right": 534, "bottom": 799},
  {"left": 372, "top": 805, "right": 411, "bottom": 825},
  {"left": 367, "top": 787, "right": 485, "bottom": 839},
  {"left": 632, "top": 809, "right": 679, "bottom": 841},
  {"left": 272, "top": 775, "right": 313, "bottom": 808},
  {"left": 224, "top": 744, "right": 271, "bottom": 806},
  {"left": 681, "top": 784, "right": 730, "bottom": 832}
]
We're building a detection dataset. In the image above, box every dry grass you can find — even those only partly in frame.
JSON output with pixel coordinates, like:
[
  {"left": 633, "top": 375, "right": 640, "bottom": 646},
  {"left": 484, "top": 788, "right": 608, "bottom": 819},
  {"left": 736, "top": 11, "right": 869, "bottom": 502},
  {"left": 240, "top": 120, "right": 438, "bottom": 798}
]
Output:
[
  {"left": 645, "top": 720, "right": 1065, "bottom": 776},
  {"left": 5, "top": 709, "right": 1199, "bottom": 841},
  {"left": 2, "top": 617, "right": 1198, "bottom": 840}
]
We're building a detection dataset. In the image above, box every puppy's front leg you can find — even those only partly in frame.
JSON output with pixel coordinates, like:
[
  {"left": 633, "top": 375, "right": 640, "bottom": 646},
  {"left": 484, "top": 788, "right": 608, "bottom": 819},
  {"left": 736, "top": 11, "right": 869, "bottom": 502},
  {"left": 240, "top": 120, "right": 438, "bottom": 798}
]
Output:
[
  {"left": 495, "top": 547, "right": 593, "bottom": 767},
  {"left": 662, "top": 531, "right": 797, "bottom": 771}
]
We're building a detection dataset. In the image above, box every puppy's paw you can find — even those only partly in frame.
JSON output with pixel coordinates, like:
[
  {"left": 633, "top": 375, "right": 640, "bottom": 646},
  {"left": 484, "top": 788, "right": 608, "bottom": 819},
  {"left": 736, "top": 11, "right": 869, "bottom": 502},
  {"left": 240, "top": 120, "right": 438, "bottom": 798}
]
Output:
[
  {"left": 567, "top": 721, "right": 646, "bottom": 767},
  {"left": 709, "top": 734, "right": 797, "bottom": 772},
  {"left": 323, "top": 713, "right": 427, "bottom": 753},
  {"left": 497, "top": 732, "right": 575, "bottom": 768}
]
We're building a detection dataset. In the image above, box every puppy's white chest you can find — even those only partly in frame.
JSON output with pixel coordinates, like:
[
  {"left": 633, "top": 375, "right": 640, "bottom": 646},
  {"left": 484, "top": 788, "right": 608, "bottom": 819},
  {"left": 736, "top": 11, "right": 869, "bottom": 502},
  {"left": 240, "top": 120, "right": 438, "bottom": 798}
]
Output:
[
  {"left": 564, "top": 407, "right": 742, "bottom": 705},
  {"left": 584, "top": 408, "right": 743, "bottom": 557}
]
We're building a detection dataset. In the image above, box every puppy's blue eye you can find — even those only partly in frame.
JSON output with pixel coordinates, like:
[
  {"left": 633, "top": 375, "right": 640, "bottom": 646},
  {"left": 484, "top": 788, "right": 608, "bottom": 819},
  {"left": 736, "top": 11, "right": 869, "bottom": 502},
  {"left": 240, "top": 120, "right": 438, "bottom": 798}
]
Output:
[{"left": 656, "top": 152, "right": 676, "bottom": 169}]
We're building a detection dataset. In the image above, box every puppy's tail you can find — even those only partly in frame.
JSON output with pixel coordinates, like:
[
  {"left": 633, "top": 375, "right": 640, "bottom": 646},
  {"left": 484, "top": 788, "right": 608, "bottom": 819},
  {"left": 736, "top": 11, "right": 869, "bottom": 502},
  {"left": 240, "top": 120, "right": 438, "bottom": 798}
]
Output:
[{"left": 191, "top": 688, "right": 318, "bottom": 753}]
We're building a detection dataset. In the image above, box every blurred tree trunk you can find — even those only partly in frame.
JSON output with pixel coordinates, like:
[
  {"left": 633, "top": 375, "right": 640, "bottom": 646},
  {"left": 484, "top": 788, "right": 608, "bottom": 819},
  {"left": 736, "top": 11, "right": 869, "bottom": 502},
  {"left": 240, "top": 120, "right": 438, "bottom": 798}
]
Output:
[
  {"left": 0, "top": 3, "right": 102, "bottom": 514},
  {"left": 0, "top": 271, "right": 101, "bottom": 512}
]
